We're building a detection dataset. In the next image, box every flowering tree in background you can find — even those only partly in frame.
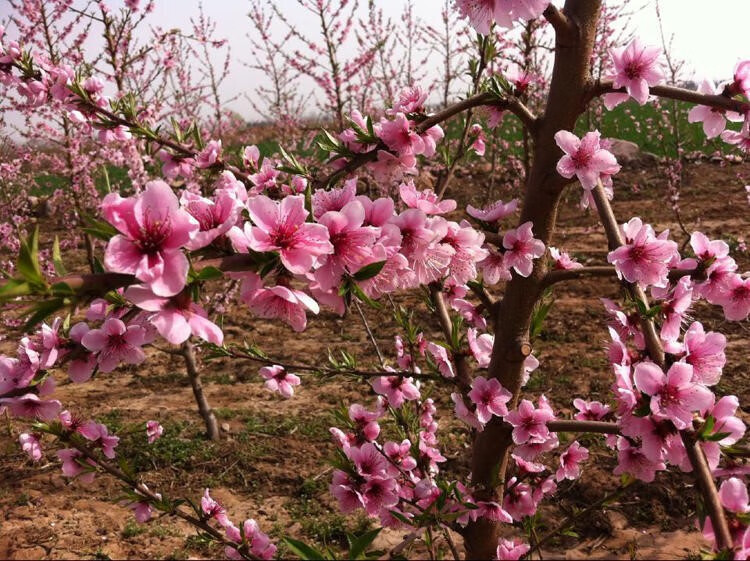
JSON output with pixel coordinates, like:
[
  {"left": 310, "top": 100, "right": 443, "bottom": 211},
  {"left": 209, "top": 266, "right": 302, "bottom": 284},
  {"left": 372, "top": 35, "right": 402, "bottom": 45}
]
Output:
[{"left": 1, "top": 1, "right": 750, "bottom": 560}]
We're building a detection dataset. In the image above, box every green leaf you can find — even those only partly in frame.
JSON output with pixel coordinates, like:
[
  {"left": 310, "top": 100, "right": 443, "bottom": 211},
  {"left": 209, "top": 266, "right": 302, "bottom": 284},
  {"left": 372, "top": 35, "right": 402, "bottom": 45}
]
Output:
[
  {"left": 350, "top": 282, "right": 381, "bottom": 309},
  {"left": 386, "top": 510, "right": 414, "bottom": 527},
  {"left": 348, "top": 528, "right": 382, "bottom": 560},
  {"left": 17, "top": 225, "right": 44, "bottom": 285},
  {"left": 281, "top": 537, "right": 328, "bottom": 560},
  {"left": 23, "top": 298, "right": 66, "bottom": 331},
  {"left": 194, "top": 266, "right": 223, "bottom": 282},
  {"left": 81, "top": 214, "right": 118, "bottom": 241},
  {"left": 52, "top": 236, "right": 67, "bottom": 276},
  {"left": 352, "top": 261, "right": 386, "bottom": 281},
  {"left": 0, "top": 278, "right": 32, "bottom": 300}
]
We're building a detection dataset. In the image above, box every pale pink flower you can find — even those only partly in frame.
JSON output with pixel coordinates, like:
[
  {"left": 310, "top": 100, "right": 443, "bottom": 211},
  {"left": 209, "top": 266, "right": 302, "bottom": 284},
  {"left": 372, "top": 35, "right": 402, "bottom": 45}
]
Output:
[
  {"left": 249, "top": 159, "right": 280, "bottom": 194},
  {"left": 730, "top": 60, "right": 750, "bottom": 96},
  {"left": 102, "top": 181, "right": 199, "bottom": 297},
  {"left": 502, "top": 221, "right": 545, "bottom": 277},
  {"left": 554, "top": 130, "right": 621, "bottom": 190},
  {"left": 392, "top": 209, "right": 454, "bottom": 285},
  {"left": 146, "top": 420, "right": 164, "bottom": 444},
  {"left": 312, "top": 178, "right": 357, "bottom": 219},
  {"left": 721, "top": 120, "right": 750, "bottom": 153},
  {"left": 237, "top": 273, "right": 319, "bottom": 332},
  {"left": 468, "top": 376, "right": 511, "bottom": 424},
  {"left": 656, "top": 276, "right": 693, "bottom": 349},
  {"left": 549, "top": 246, "right": 583, "bottom": 270},
  {"left": 349, "top": 404, "right": 381, "bottom": 443},
  {"left": 451, "top": 392, "right": 483, "bottom": 430},
  {"left": 613, "top": 438, "right": 665, "bottom": 483},
  {"left": 555, "top": 441, "right": 589, "bottom": 481},
  {"left": 78, "top": 421, "right": 119, "bottom": 459},
  {"left": 19, "top": 433, "right": 42, "bottom": 461},
  {"left": 242, "top": 145, "right": 261, "bottom": 171},
  {"left": 371, "top": 376, "right": 420, "bottom": 408},
  {"left": 718, "top": 273, "right": 750, "bottom": 321},
  {"left": 195, "top": 140, "right": 221, "bottom": 168},
  {"left": 224, "top": 519, "right": 276, "bottom": 560},
  {"left": 478, "top": 249, "right": 512, "bottom": 285},
  {"left": 688, "top": 80, "right": 742, "bottom": 138},
  {"left": 81, "top": 318, "right": 147, "bottom": 373},
  {"left": 468, "top": 327, "right": 493, "bottom": 368},
  {"left": 607, "top": 38, "right": 664, "bottom": 106},
  {"left": 259, "top": 365, "right": 300, "bottom": 398},
  {"left": 505, "top": 397, "right": 555, "bottom": 444},
  {"left": 368, "top": 150, "right": 417, "bottom": 184},
  {"left": 244, "top": 195, "right": 333, "bottom": 275},
  {"left": 399, "top": 181, "right": 457, "bottom": 215},
  {"left": 633, "top": 361, "right": 714, "bottom": 430},
  {"left": 719, "top": 477, "right": 750, "bottom": 514},
  {"left": 469, "top": 123, "right": 486, "bottom": 156},
  {"left": 573, "top": 398, "right": 610, "bottom": 421},
  {"left": 496, "top": 538, "right": 531, "bottom": 560},
  {"left": 383, "top": 439, "right": 417, "bottom": 472},
  {"left": 201, "top": 488, "right": 229, "bottom": 526},
  {"left": 57, "top": 448, "right": 96, "bottom": 484},
  {"left": 391, "top": 85, "right": 429, "bottom": 115},
  {"left": 180, "top": 189, "right": 242, "bottom": 251},
  {"left": 426, "top": 342, "right": 455, "bottom": 378},
  {"left": 1, "top": 393, "right": 61, "bottom": 420},
  {"left": 502, "top": 478, "right": 536, "bottom": 521},
  {"left": 702, "top": 395, "right": 745, "bottom": 446},
  {"left": 683, "top": 322, "right": 726, "bottom": 386},
  {"left": 125, "top": 285, "right": 223, "bottom": 345},
  {"left": 157, "top": 150, "right": 195, "bottom": 179},
  {"left": 466, "top": 198, "right": 518, "bottom": 223},
  {"left": 607, "top": 218, "right": 678, "bottom": 288},
  {"left": 314, "top": 201, "right": 380, "bottom": 291}
]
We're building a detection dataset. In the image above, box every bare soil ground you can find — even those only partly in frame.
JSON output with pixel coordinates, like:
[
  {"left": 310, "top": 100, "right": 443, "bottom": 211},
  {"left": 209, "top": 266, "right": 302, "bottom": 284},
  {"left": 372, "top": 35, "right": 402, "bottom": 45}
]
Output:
[{"left": 0, "top": 158, "right": 748, "bottom": 560}]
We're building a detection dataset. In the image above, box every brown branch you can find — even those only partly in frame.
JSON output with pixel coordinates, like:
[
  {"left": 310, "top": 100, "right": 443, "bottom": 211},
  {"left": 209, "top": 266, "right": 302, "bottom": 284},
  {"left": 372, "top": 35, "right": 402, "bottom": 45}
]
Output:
[
  {"left": 542, "top": 4, "right": 574, "bottom": 39},
  {"left": 590, "top": 80, "right": 750, "bottom": 114},
  {"left": 429, "top": 283, "right": 473, "bottom": 394},
  {"left": 541, "top": 264, "right": 703, "bottom": 289}
]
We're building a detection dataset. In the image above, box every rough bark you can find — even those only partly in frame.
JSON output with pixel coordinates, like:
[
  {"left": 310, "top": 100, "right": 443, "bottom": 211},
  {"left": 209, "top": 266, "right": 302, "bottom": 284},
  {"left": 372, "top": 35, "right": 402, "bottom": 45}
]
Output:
[{"left": 181, "top": 340, "right": 220, "bottom": 441}]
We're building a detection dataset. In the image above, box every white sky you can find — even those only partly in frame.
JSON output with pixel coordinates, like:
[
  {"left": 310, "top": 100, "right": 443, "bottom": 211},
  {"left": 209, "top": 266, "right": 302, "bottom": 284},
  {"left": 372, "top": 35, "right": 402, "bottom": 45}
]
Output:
[{"left": 1, "top": 0, "right": 749, "bottom": 123}]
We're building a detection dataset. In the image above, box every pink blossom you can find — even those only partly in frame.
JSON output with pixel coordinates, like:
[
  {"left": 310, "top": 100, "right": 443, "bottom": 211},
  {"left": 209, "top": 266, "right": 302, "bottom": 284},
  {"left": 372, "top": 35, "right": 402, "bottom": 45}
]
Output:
[
  {"left": 378, "top": 113, "right": 424, "bottom": 156},
  {"left": 549, "top": 246, "right": 583, "bottom": 270},
  {"left": 469, "top": 124, "right": 486, "bottom": 156},
  {"left": 683, "top": 322, "right": 726, "bottom": 385},
  {"left": 468, "top": 376, "right": 512, "bottom": 424},
  {"left": 478, "top": 249, "right": 511, "bottom": 285},
  {"left": 384, "top": 439, "right": 417, "bottom": 472},
  {"left": 102, "top": 181, "right": 199, "bottom": 297},
  {"left": 554, "top": 130, "right": 621, "bottom": 190},
  {"left": 125, "top": 285, "right": 223, "bottom": 345},
  {"left": 224, "top": 519, "right": 276, "bottom": 560},
  {"left": 146, "top": 421, "right": 164, "bottom": 444},
  {"left": 607, "top": 38, "right": 664, "bottom": 106},
  {"left": 314, "top": 201, "right": 380, "bottom": 290},
  {"left": 452, "top": 392, "right": 483, "bottom": 430},
  {"left": 57, "top": 448, "right": 96, "bottom": 484},
  {"left": 392, "top": 209, "right": 454, "bottom": 285},
  {"left": 426, "top": 342, "right": 455, "bottom": 378},
  {"left": 502, "top": 221, "right": 545, "bottom": 277},
  {"left": 19, "top": 433, "right": 42, "bottom": 461},
  {"left": 196, "top": 140, "right": 221, "bottom": 168},
  {"left": 259, "top": 365, "right": 301, "bottom": 398},
  {"left": 555, "top": 441, "right": 589, "bottom": 481},
  {"left": 371, "top": 376, "right": 420, "bottom": 408},
  {"left": 368, "top": 150, "right": 417, "bottom": 184},
  {"left": 607, "top": 218, "right": 679, "bottom": 288},
  {"left": 731, "top": 60, "right": 750, "bottom": 96},
  {"left": 157, "top": 150, "right": 195, "bottom": 179},
  {"left": 633, "top": 361, "right": 713, "bottom": 429},
  {"left": 502, "top": 478, "right": 537, "bottom": 521},
  {"left": 78, "top": 421, "right": 120, "bottom": 459},
  {"left": 496, "top": 538, "right": 531, "bottom": 560},
  {"left": 467, "top": 198, "right": 518, "bottom": 223},
  {"left": 613, "top": 438, "right": 665, "bottom": 482},
  {"left": 468, "top": 327, "right": 493, "bottom": 368},
  {"left": 719, "top": 477, "right": 750, "bottom": 514},
  {"left": 237, "top": 273, "right": 319, "bottom": 332},
  {"left": 718, "top": 273, "right": 750, "bottom": 321},
  {"left": 505, "top": 397, "right": 555, "bottom": 444},
  {"left": 180, "top": 189, "right": 241, "bottom": 251},
  {"left": 688, "top": 80, "right": 742, "bottom": 138},
  {"left": 399, "top": 181, "right": 457, "bottom": 215},
  {"left": 573, "top": 398, "right": 610, "bottom": 421},
  {"left": 656, "top": 276, "right": 693, "bottom": 349},
  {"left": 703, "top": 395, "right": 746, "bottom": 446},
  {"left": 349, "top": 404, "right": 381, "bottom": 443},
  {"left": 244, "top": 195, "right": 333, "bottom": 275},
  {"left": 201, "top": 488, "right": 230, "bottom": 526},
  {"left": 249, "top": 159, "right": 280, "bottom": 194},
  {"left": 81, "top": 318, "right": 146, "bottom": 373},
  {"left": 391, "top": 85, "right": 429, "bottom": 115},
  {"left": 1, "top": 393, "right": 61, "bottom": 420},
  {"left": 312, "top": 178, "right": 357, "bottom": 219},
  {"left": 721, "top": 120, "right": 750, "bottom": 153}
]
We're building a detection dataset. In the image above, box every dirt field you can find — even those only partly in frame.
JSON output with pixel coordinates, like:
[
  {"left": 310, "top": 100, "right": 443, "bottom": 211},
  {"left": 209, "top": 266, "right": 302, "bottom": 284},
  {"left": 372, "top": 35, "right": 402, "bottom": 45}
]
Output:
[{"left": 1, "top": 157, "right": 748, "bottom": 560}]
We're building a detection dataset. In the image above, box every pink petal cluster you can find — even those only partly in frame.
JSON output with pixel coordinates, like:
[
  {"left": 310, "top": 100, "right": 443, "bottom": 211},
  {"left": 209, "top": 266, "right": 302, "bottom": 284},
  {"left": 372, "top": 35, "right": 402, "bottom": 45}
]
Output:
[
  {"left": 554, "top": 130, "right": 621, "bottom": 190},
  {"left": 605, "top": 38, "right": 664, "bottom": 107},
  {"left": 607, "top": 218, "right": 679, "bottom": 288},
  {"left": 259, "top": 365, "right": 301, "bottom": 398}
]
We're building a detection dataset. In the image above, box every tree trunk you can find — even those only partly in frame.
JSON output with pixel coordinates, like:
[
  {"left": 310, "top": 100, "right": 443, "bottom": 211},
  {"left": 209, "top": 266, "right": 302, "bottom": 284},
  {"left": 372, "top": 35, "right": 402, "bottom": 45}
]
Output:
[{"left": 463, "top": 2, "right": 603, "bottom": 557}]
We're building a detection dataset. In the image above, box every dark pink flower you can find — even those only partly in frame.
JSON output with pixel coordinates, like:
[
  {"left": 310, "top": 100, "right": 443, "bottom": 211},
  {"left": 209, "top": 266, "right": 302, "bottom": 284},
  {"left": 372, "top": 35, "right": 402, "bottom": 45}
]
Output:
[
  {"left": 259, "top": 365, "right": 300, "bottom": 398},
  {"left": 607, "top": 38, "right": 664, "bottom": 106},
  {"left": 607, "top": 218, "right": 678, "bottom": 288},
  {"left": 468, "top": 376, "right": 511, "bottom": 424},
  {"left": 399, "top": 181, "right": 457, "bottom": 215},
  {"left": 502, "top": 221, "right": 545, "bottom": 277},
  {"left": 683, "top": 322, "right": 726, "bottom": 385},
  {"left": 555, "top": 441, "right": 589, "bottom": 481},
  {"left": 81, "top": 318, "right": 147, "bottom": 373},
  {"left": 371, "top": 375, "right": 420, "bottom": 408},
  {"left": 505, "top": 397, "right": 555, "bottom": 444},
  {"left": 146, "top": 420, "right": 164, "bottom": 444},
  {"left": 237, "top": 273, "right": 319, "bottom": 332}
]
